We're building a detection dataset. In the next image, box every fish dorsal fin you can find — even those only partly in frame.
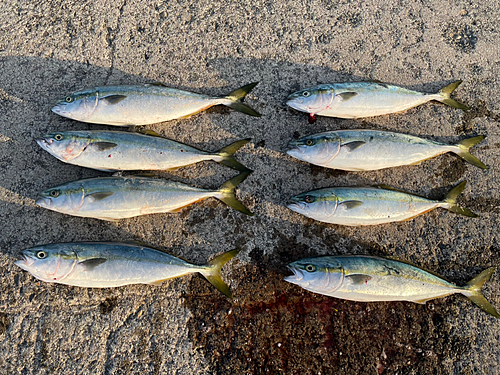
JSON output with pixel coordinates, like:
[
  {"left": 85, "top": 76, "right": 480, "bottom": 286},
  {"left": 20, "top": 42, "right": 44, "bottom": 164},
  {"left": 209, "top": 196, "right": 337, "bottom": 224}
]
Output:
[
  {"left": 138, "top": 129, "right": 164, "bottom": 138},
  {"left": 149, "top": 82, "right": 169, "bottom": 87},
  {"left": 89, "top": 142, "right": 118, "bottom": 151},
  {"left": 79, "top": 258, "right": 107, "bottom": 271},
  {"left": 86, "top": 191, "right": 114, "bottom": 202},
  {"left": 385, "top": 256, "right": 451, "bottom": 282},
  {"left": 101, "top": 95, "right": 127, "bottom": 105},
  {"left": 338, "top": 200, "right": 364, "bottom": 210},
  {"left": 341, "top": 141, "right": 366, "bottom": 151},
  {"left": 338, "top": 92, "right": 358, "bottom": 101},
  {"left": 369, "top": 80, "right": 389, "bottom": 88},
  {"left": 346, "top": 274, "right": 372, "bottom": 285}
]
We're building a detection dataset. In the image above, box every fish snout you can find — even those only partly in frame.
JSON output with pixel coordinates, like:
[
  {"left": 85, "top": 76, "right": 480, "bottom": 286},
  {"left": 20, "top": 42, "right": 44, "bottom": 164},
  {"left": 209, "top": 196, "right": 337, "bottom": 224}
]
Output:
[
  {"left": 37, "top": 138, "right": 53, "bottom": 150},
  {"left": 51, "top": 103, "right": 67, "bottom": 116},
  {"left": 15, "top": 253, "right": 35, "bottom": 269},
  {"left": 284, "top": 266, "right": 304, "bottom": 284},
  {"left": 287, "top": 201, "right": 306, "bottom": 212},
  {"left": 36, "top": 197, "right": 52, "bottom": 208}
]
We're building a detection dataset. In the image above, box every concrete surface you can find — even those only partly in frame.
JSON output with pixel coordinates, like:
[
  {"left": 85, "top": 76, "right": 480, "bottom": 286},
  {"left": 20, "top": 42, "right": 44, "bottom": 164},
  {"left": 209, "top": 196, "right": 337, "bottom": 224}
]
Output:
[{"left": 1, "top": 0, "right": 499, "bottom": 374}]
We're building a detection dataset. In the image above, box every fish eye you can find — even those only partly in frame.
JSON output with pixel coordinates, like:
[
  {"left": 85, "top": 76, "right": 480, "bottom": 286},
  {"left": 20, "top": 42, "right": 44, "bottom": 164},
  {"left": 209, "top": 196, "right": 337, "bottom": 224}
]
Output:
[
  {"left": 65, "top": 96, "right": 73, "bottom": 103},
  {"left": 54, "top": 134, "right": 63, "bottom": 141},
  {"left": 304, "top": 195, "right": 315, "bottom": 203},
  {"left": 36, "top": 251, "right": 47, "bottom": 259},
  {"left": 305, "top": 264, "right": 316, "bottom": 272},
  {"left": 302, "top": 91, "right": 311, "bottom": 97},
  {"left": 305, "top": 139, "right": 314, "bottom": 146},
  {"left": 50, "top": 190, "right": 60, "bottom": 198}
]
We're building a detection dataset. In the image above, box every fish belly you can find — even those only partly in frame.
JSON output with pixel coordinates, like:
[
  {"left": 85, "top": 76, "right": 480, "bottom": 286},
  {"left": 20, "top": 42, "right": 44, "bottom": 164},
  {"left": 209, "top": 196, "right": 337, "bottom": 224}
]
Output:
[
  {"left": 87, "top": 95, "right": 215, "bottom": 125},
  {"left": 328, "top": 200, "right": 439, "bottom": 226},
  {"left": 75, "top": 189, "right": 213, "bottom": 219},
  {"left": 320, "top": 92, "right": 430, "bottom": 118},
  {"left": 326, "top": 142, "right": 449, "bottom": 171},
  {"left": 75, "top": 146, "right": 208, "bottom": 171}
]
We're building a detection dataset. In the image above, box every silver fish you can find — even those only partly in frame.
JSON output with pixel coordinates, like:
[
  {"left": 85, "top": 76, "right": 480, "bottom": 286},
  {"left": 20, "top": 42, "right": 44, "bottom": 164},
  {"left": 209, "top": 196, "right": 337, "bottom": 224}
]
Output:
[
  {"left": 15, "top": 242, "right": 239, "bottom": 297},
  {"left": 285, "top": 255, "right": 500, "bottom": 319},
  {"left": 52, "top": 82, "right": 261, "bottom": 126},
  {"left": 36, "top": 171, "right": 253, "bottom": 220},
  {"left": 37, "top": 130, "right": 251, "bottom": 172},
  {"left": 286, "top": 81, "right": 468, "bottom": 122},
  {"left": 288, "top": 181, "right": 476, "bottom": 226},
  {"left": 288, "top": 130, "right": 487, "bottom": 171}
]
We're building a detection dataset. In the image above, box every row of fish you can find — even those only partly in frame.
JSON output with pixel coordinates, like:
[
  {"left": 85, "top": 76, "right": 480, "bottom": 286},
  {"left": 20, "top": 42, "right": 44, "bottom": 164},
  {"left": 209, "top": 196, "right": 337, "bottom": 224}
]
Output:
[
  {"left": 15, "top": 242, "right": 500, "bottom": 318},
  {"left": 51, "top": 80, "right": 466, "bottom": 125}
]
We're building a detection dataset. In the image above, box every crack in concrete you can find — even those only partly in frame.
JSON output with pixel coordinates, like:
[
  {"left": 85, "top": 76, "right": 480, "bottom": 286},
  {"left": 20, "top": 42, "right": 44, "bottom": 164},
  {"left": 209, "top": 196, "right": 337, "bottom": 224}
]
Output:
[{"left": 105, "top": 0, "right": 128, "bottom": 85}]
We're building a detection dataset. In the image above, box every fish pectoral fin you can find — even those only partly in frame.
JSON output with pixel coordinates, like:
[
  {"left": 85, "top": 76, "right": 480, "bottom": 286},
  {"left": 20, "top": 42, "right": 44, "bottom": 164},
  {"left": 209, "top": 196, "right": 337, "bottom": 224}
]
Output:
[
  {"left": 85, "top": 191, "right": 114, "bottom": 202},
  {"left": 89, "top": 142, "right": 119, "bottom": 151},
  {"left": 338, "top": 200, "right": 364, "bottom": 210},
  {"left": 101, "top": 95, "right": 128, "bottom": 105},
  {"left": 341, "top": 141, "right": 366, "bottom": 152},
  {"left": 79, "top": 258, "right": 107, "bottom": 271},
  {"left": 338, "top": 92, "right": 358, "bottom": 101},
  {"left": 346, "top": 274, "right": 372, "bottom": 284}
]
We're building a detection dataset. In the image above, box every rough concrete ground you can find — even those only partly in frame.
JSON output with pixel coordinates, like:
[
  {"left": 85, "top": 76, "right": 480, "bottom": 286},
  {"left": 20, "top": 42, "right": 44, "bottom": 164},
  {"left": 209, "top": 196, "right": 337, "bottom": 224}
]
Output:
[{"left": 0, "top": 0, "right": 499, "bottom": 374}]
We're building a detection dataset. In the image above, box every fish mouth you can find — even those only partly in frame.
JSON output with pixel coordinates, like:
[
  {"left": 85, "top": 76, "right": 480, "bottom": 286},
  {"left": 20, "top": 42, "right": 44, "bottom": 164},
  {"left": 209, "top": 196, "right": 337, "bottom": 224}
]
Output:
[
  {"left": 287, "top": 201, "right": 306, "bottom": 212},
  {"left": 51, "top": 103, "right": 67, "bottom": 116},
  {"left": 286, "top": 145, "right": 304, "bottom": 156},
  {"left": 36, "top": 139, "right": 53, "bottom": 151},
  {"left": 284, "top": 266, "right": 304, "bottom": 284},
  {"left": 14, "top": 253, "right": 35, "bottom": 269},
  {"left": 36, "top": 197, "right": 52, "bottom": 208}
]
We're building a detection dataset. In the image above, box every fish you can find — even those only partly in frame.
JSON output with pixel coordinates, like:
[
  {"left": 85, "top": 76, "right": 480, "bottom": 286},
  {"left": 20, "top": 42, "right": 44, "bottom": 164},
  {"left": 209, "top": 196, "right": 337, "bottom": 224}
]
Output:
[
  {"left": 36, "top": 171, "right": 253, "bottom": 220},
  {"left": 286, "top": 80, "right": 468, "bottom": 123},
  {"left": 15, "top": 242, "right": 239, "bottom": 297},
  {"left": 285, "top": 255, "right": 500, "bottom": 319},
  {"left": 52, "top": 82, "right": 261, "bottom": 126},
  {"left": 37, "top": 130, "right": 252, "bottom": 172},
  {"left": 288, "top": 181, "right": 476, "bottom": 226},
  {"left": 287, "top": 130, "right": 487, "bottom": 171}
]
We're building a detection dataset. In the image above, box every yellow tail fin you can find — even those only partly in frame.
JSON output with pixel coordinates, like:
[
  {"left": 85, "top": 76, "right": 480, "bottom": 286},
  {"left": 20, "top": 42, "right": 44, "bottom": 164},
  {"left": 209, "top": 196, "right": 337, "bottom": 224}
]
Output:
[
  {"left": 201, "top": 249, "right": 241, "bottom": 298},
  {"left": 464, "top": 267, "right": 500, "bottom": 319}
]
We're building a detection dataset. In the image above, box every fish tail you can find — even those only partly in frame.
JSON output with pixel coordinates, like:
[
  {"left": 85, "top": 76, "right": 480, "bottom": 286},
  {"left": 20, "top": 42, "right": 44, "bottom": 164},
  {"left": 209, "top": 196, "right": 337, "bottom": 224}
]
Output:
[
  {"left": 454, "top": 135, "right": 488, "bottom": 169},
  {"left": 200, "top": 249, "right": 241, "bottom": 298},
  {"left": 215, "top": 138, "right": 252, "bottom": 172},
  {"left": 222, "top": 82, "right": 261, "bottom": 117},
  {"left": 216, "top": 171, "right": 253, "bottom": 215},
  {"left": 436, "top": 80, "right": 470, "bottom": 110},
  {"left": 442, "top": 181, "right": 478, "bottom": 217},
  {"left": 462, "top": 267, "right": 500, "bottom": 319}
]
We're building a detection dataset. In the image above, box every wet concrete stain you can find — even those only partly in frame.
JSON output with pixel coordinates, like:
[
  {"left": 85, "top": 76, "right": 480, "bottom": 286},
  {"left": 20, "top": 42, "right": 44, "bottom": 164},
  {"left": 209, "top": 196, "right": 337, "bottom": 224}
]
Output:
[
  {"left": 456, "top": 100, "right": 500, "bottom": 134},
  {"left": 184, "top": 264, "right": 471, "bottom": 375},
  {"left": 100, "top": 297, "right": 118, "bottom": 315},
  {"left": 442, "top": 23, "right": 477, "bottom": 53}
]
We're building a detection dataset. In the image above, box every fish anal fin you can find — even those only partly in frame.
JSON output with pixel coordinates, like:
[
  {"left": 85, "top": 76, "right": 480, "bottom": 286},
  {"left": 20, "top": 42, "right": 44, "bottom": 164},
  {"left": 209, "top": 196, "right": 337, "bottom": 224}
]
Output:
[
  {"left": 414, "top": 297, "right": 436, "bottom": 304},
  {"left": 138, "top": 129, "right": 164, "bottom": 137},
  {"left": 401, "top": 207, "right": 436, "bottom": 221},
  {"left": 178, "top": 105, "right": 213, "bottom": 119},
  {"left": 346, "top": 274, "right": 372, "bottom": 285},
  {"left": 79, "top": 258, "right": 107, "bottom": 271},
  {"left": 338, "top": 92, "right": 358, "bottom": 101},
  {"left": 338, "top": 200, "right": 364, "bottom": 210},
  {"left": 147, "top": 279, "right": 168, "bottom": 286},
  {"left": 341, "top": 141, "right": 366, "bottom": 152},
  {"left": 101, "top": 95, "right": 127, "bottom": 105}
]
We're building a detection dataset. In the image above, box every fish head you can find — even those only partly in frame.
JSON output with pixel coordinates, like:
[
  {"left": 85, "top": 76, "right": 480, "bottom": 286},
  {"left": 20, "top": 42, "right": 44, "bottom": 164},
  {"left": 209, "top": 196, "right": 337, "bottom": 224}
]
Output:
[
  {"left": 52, "top": 89, "right": 98, "bottom": 121},
  {"left": 37, "top": 131, "right": 91, "bottom": 161},
  {"left": 37, "top": 183, "right": 85, "bottom": 214},
  {"left": 287, "top": 133, "right": 341, "bottom": 164},
  {"left": 287, "top": 189, "right": 339, "bottom": 222},
  {"left": 286, "top": 85, "right": 334, "bottom": 114},
  {"left": 15, "top": 244, "right": 77, "bottom": 283},
  {"left": 285, "top": 256, "right": 344, "bottom": 294}
]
